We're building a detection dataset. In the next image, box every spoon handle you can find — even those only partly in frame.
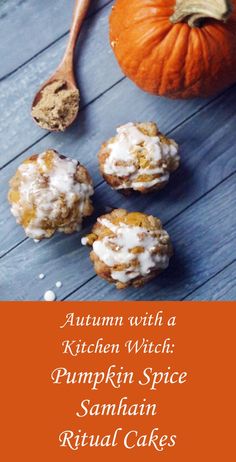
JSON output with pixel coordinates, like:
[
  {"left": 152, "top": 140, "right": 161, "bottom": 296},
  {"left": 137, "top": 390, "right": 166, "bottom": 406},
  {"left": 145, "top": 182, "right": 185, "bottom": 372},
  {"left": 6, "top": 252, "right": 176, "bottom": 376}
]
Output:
[{"left": 57, "top": 0, "right": 91, "bottom": 77}]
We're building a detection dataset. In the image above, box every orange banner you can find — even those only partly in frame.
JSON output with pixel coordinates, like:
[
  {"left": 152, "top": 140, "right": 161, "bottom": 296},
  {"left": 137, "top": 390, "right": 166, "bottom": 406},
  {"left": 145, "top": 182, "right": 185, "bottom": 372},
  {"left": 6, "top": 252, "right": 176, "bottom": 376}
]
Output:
[{"left": 1, "top": 302, "right": 235, "bottom": 461}]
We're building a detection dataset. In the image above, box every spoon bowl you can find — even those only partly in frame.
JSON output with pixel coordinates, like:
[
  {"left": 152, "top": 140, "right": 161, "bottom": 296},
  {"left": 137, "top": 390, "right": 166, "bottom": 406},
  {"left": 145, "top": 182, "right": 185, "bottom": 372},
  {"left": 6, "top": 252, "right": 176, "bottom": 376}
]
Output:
[{"left": 32, "top": 77, "right": 80, "bottom": 132}]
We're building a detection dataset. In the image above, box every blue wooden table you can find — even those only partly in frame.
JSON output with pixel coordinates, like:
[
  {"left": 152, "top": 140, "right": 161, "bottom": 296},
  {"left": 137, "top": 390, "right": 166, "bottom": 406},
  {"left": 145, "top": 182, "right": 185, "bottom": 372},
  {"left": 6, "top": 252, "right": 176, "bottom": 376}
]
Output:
[{"left": 0, "top": 0, "right": 235, "bottom": 301}]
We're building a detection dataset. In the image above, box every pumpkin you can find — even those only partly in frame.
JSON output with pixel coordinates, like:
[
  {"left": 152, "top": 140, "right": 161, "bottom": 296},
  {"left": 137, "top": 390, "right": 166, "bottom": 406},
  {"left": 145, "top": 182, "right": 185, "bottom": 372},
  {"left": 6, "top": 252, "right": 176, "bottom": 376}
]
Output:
[{"left": 109, "top": 0, "right": 236, "bottom": 98}]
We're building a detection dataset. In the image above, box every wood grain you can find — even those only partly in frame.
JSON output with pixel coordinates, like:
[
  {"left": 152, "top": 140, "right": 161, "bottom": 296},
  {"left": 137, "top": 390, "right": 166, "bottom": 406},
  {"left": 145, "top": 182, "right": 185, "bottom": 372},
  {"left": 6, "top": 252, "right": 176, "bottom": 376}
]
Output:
[
  {"left": 184, "top": 261, "right": 236, "bottom": 300},
  {"left": 0, "top": 0, "right": 235, "bottom": 301},
  {"left": 0, "top": 2, "right": 121, "bottom": 169},
  {"left": 0, "top": 0, "right": 112, "bottom": 79},
  {"left": 1, "top": 83, "right": 235, "bottom": 258},
  {"left": 1, "top": 171, "right": 235, "bottom": 300},
  {"left": 66, "top": 175, "right": 236, "bottom": 301}
]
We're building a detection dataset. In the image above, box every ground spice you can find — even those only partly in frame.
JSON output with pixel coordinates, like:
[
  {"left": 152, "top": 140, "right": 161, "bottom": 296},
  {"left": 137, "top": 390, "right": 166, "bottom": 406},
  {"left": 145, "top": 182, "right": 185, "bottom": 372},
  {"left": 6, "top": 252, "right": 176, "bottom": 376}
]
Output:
[{"left": 32, "top": 80, "right": 79, "bottom": 131}]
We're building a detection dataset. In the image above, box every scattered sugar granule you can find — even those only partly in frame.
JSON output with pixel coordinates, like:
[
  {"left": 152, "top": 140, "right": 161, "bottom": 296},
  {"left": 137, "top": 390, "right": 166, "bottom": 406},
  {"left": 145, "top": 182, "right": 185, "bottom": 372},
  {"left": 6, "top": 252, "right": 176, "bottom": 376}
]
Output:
[
  {"left": 38, "top": 273, "right": 45, "bottom": 280},
  {"left": 44, "top": 290, "right": 56, "bottom": 302},
  {"left": 55, "top": 281, "right": 62, "bottom": 288},
  {"left": 81, "top": 237, "right": 88, "bottom": 246}
]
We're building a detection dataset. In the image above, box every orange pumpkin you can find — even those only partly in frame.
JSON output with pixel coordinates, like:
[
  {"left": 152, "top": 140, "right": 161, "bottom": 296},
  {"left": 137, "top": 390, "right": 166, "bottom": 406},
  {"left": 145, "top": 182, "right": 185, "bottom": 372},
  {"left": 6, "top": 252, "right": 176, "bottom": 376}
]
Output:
[{"left": 110, "top": 0, "right": 236, "bottom": 98}]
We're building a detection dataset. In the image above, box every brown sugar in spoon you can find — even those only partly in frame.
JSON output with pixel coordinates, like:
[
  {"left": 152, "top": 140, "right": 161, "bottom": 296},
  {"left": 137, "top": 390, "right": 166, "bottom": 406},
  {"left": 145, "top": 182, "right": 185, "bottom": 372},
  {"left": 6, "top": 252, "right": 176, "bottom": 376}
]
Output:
[{"left": 31, "top": 0, "right": 91, "bottom": 132}]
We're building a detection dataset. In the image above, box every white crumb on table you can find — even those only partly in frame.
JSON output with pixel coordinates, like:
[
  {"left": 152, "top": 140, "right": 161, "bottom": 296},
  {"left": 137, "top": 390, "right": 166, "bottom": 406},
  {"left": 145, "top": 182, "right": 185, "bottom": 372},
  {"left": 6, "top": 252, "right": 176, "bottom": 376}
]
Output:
[
  {"left": 55, "top": 281, "right": 62, "bottom": 288},
  {"left": 81, "top": 237, "right": 88, "bottom": 245},
  {"left": 34, "top": 239, "right": 40, "bottom": 243},
  {"left": 38, "top": 273, "right": 45, "bottom": 280},
  {"left": 44, "top": 290, "right": 56, "bottom": 302}
]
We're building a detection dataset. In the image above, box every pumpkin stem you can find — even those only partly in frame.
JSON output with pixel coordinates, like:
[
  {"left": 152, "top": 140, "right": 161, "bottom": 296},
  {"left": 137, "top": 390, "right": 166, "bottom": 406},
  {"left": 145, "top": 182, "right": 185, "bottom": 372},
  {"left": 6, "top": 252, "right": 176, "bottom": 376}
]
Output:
[{"left": 170, "top": 0, "right": 233, "bottom": 27}]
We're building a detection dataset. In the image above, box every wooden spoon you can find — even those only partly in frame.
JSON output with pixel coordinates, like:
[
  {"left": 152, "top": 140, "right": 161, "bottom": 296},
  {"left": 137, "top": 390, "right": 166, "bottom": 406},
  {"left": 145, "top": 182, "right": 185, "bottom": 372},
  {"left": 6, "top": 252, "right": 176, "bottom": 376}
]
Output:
[{"left": 31, "top": 0, "right": 91, "bottom": 132}]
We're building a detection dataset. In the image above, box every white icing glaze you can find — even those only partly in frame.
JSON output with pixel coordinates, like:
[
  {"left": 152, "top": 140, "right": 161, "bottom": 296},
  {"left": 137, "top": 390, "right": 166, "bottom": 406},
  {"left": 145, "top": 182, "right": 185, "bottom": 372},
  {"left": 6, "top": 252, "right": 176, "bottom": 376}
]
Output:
[
  {"left": 10, "top": 151, "right": 94, "bottom": 239},
  {"left": 93, "top": 218, "right": 170, "bottom": 284},
  {"left": 103, "top": 123, "right": 179, "bottom": 190},
  {"left": 44, "top": 290, "right": 56, "bottom": 301},
  {"left": 119, "top": 175, "right": 170, "bottom": 190}
]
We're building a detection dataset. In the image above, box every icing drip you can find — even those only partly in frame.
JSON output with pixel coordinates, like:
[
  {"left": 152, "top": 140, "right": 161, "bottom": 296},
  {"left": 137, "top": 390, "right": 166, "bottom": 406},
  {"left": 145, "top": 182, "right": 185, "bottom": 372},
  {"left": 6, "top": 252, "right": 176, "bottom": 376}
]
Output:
[
  {"left": 93, "top": 218, "right": 170, "bottom": 284},
  {"left": 10, "top": 151, "right": 94, "bottom": 239},
  {"left": 104, "top": 123, "right": 179, "bottom": 190}
]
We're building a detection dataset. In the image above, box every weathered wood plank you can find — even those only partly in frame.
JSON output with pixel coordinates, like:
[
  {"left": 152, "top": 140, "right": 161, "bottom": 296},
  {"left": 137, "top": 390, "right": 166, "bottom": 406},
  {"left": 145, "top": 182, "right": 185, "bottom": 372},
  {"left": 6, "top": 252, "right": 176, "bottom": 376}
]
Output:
[
  {"left": 0, "top": 169, "right": 235, "bottom": 300},
  {"left": 66, "top": 175, "right": 236, "bottom": 301},
  {"left": 0, "top": 2, "right": 122, "bottom": 169},
  {"left": 0, "top": 0, "right": 112, "bottom": 79},
  {"left": 1, "top": 83, "right": 235, "bottom": 258},
  {"left": 1, "top": 1, "right": 235, "bottom": 302},
  {"left": 184, "top": 261, "right": 236, "bottom": 300}
]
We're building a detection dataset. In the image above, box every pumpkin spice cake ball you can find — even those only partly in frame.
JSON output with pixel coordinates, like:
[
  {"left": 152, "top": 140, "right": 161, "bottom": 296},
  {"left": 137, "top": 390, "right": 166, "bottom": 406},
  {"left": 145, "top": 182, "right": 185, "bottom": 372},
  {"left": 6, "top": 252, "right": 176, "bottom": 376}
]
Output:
[
  {"left": 98, "top": 122, "right": 180, "bottom": 193},
  {"left": 82, "top": 209, "right": 172, "bottom": 289},
  {"left": 8, "top": 150, "right": 94, "bottom": 240}
]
